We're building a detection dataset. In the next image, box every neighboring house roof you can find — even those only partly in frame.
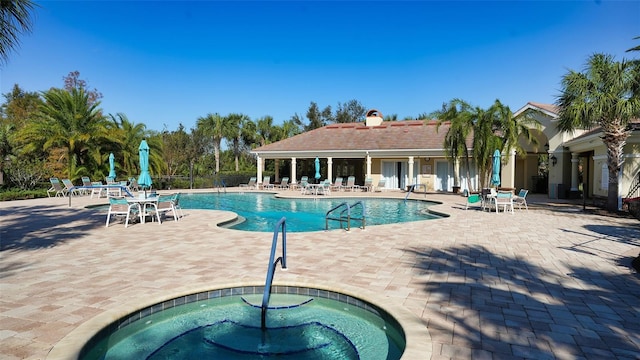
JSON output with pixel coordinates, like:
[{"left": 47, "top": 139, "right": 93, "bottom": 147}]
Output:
[
  {"left": 564, "top": 119, "right": 640, "bottom": 148},
  {"left": 252, "top": 120, "right": 461, "bottom": 158},
  {"left": 514, "top": 102, "right": 559, "bottom": 118}
]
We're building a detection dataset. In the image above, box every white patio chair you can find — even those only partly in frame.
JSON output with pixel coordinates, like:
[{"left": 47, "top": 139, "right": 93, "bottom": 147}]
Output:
[
  {"left": 144, "top": 194, "right": 179, "bottom": 224},
  {"left": 494, "top": 190, "right": 514, "bottom": 214},
  {"left": 513, "top": 189, "right": 529, "bottom": 211},
  {"left": 106, "top": 197, "right": 140, "bottom": 228}
]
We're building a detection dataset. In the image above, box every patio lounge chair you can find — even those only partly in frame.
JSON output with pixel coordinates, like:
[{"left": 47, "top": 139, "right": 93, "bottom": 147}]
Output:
[
  {"left": 318, "top": 179, "right": 332, "bottom": 195},
  {"left": 292, "top": 176, "right": 309, "bottom": 191},
  {"left": 47, "top": 177, "right": 66, "bottom": 197},
  {"left": 344, "top": 176, "right": 359, "bottom": 191},
  {"left": 106, "top": 197, "right": 140, "bottom": 228},
  {"left": 362, "top": 178, "right": 373, "bottom": 192},
  {"left": 61, "top": 179, "right": 82, "bottom": 197},
  {"left": 79, "top": 176, "right": 93, "bottom": 195},
  {"left": 260, "top": 176, "right": 274, "bottom": 190},
  {"left": 278, "top": 177, "right": 290, "bottom": 189},
  {"left": 240, "top": 177, "right": 257, "bottom": 190},
  {"left": 513, "top": 189, "right": 529, "bottom": 211},
  {"left": 330, "top": 177, "right": 344, "bottom": 191},
  {"left": 374, "top": 178, "right": 386, "bottom": 192}
]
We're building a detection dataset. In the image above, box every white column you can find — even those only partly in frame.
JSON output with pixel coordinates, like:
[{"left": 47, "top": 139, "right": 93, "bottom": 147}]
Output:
[
  {"left": 571, "top": 153, "right": 579, "bottom": 191},
  {"left": 408, "top": 156, "right": 414, "bottom": 185},
  {"left": 502, "top": 149, "right": 516, "bottom": 189},
  {"left": 291, "top": 157, "right": 297, "bottom": 185},
  {"left": 274, "top": 159, "right": 280, "bottom": 182},
  {"left": 256, "top": 156, "right": 263, "bottom": 185},
  {"left": 327, "top": 157, "right": 333, "bottom": 182},
  {"left": 366, "top": 152, "right": 372, "bottom": 177}
]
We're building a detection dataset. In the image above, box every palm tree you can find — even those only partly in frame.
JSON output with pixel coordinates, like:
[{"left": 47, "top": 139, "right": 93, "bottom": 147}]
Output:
[
  {"left": 432, "top": 99, "right": 475, "bottom": 191},
  {"left": 432, "top": 99, "right": 539, "bottom": 191},
  {"left": 18, "top": 88, "right": 111, "bottom": 180},
  {"left": 107, "top": 113, "right": 163, "bottom": 178},
  {"left": 196, "top": 113, "right": 225, "bottom": 173},
  {"left": 0, "top": 0, "right": 37, "bottom": 65},
  {"left": 256, "top": 116, "right": 275, "bottom": 147},
  {"left": 556, "top": 53, "right": 640, "bottom": 211},
  {"left": 0, "top": 122, "right": 14, "bottom": 185},
  {"left": 279, "top": 119, "right": 301, "bottom": 139},
  {"left": 225, "top": 113, "right": 251, "bottom": 172},
  {"left": 492, "top": 100, "right": 540, "bottom": 157}
]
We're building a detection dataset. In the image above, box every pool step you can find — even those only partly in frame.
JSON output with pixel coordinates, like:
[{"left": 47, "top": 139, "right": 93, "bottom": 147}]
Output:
[{"left": 202, "top": 320, "right": 360, "bottom": 358}]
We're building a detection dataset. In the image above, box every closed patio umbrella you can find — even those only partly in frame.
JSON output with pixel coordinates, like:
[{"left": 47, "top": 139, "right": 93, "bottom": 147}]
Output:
[
  {"left": 108, "top": 153, "right": 116, "bottom": 180},
  {"left": 137, "top": 140, "right": 153, "bottom": 189},
  {"left": 491, "top": 149, "right": 501, "bottom": 187},
  {"left": 314, "top": 157, "right": 321, "bottom": 182}
]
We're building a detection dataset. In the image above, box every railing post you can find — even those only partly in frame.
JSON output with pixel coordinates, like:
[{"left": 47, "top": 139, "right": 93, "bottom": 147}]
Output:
[{"left": 261, "top": 217, "right": 287, "bottom": 329}]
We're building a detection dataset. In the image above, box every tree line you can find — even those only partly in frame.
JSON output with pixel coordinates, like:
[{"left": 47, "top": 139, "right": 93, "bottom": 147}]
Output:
[{"left": 0, "top": 71, "right": 374, "bottom": 188}]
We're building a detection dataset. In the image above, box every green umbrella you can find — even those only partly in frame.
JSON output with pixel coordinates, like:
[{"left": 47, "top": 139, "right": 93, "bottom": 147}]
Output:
[
  {"left": 108, "top": 153, "right": 116, "bottom": 179},
  {"left": 314, "top": 157, "right": 321, "bottom": 182},
  {"left": 137, "top": 140, "right": 153, "bottom": 189},
  {"left": 491, "top": 149, "right": 501, "bottom": 187}
]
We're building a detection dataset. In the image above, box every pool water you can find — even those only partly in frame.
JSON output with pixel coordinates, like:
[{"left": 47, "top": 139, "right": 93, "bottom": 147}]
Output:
[
  {"left": 80, "top": 292, "right": 405, "bottom": 360},
  {"left": 180, "top": 192, "right": 442, "bottom": 232}
]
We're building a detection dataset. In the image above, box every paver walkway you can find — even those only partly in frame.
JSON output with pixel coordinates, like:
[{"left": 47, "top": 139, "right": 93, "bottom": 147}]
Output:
[{"left": 1, "top": 190, "right": 639, "bottom": 359}]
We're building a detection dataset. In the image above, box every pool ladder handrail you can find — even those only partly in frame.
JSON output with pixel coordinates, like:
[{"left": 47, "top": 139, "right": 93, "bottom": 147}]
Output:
[
  {"left": 213, "top": 177, "right": 226, "bottom": 193},
  {"left": 261, "top": 217, "right": 287, "bottom": 329},
  {"left": 404, "top": 184, "right": 427, "bottom": 202},
  {"left": 325, "top": 201, "right": 366, "bottom": 231}
]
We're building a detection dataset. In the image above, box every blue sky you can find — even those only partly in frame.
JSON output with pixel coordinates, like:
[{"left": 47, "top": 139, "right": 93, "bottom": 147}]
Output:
[{"left": 2, "top": 0, "right": 639, "bottom": 132}]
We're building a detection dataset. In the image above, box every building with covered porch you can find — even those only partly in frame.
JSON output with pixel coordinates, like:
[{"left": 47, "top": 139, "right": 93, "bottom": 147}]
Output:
[{"left": 252, "top": 106, "right": 639, "bottom": 208}]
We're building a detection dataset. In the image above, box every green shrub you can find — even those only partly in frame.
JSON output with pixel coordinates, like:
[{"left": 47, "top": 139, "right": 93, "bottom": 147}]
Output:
[{"left": 0, "top": 188, "right": 48, "bottom": 201}]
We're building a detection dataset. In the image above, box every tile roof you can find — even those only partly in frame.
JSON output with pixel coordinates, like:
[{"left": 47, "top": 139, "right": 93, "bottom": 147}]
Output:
[
  {"left": 253, "top": 120, "right": 457, "bottom": 154},
  {"left": 527, "top": 102, "right": 560, "bottom": 114}
]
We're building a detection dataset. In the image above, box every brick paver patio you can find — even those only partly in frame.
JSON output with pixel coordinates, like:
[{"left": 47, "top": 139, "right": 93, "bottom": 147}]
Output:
[{"left": 1, "top": 190, "right": 638, "bottom": 359}]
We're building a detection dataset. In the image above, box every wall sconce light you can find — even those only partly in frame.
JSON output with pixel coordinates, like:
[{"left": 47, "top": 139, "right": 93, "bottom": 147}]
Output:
[
  {"left": 424, "top": 157, "right": 431, "bottom": 162},
  {"left": 550, "top": 155, "right": 557, "bottom": 166}
]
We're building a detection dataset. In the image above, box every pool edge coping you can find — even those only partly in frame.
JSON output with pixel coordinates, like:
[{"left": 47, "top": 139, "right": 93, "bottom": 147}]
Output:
[{"left": 46, "top": 281, "right": 432, "bottom": 360}]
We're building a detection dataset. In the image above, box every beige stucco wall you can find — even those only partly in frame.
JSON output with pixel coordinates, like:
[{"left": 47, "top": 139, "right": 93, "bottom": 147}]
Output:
[{"left": 587, "top": 142, "right": 639, "bottom": 199}]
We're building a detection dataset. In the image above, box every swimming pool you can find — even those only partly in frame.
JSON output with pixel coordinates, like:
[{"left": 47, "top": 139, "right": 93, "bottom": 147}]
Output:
[{"left": 179, "top": 192, "right": 444, "bottom": 232}]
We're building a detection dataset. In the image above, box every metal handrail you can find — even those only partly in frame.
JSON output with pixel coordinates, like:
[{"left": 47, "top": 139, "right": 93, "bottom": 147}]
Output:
[
  {"left": 325, "top": 201, "right": 366, "bottom": 231},
  {"left": 404, "top": 184, "right": 427, "bottom": 202},
  {"left": 213, "top": 178, "right": 226, "bottom": 193},
  {"left": 325, "top": 202, "right": 349, "bottom": 230},
  {"left": 345, "top": 201, "right": 366, "bottom": 230},
  {"left": 625, "top": 171, "right": 640, "bottom": 200},
  {"left": 261, "top": 217, "right": 287, "bottom": 329}
]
